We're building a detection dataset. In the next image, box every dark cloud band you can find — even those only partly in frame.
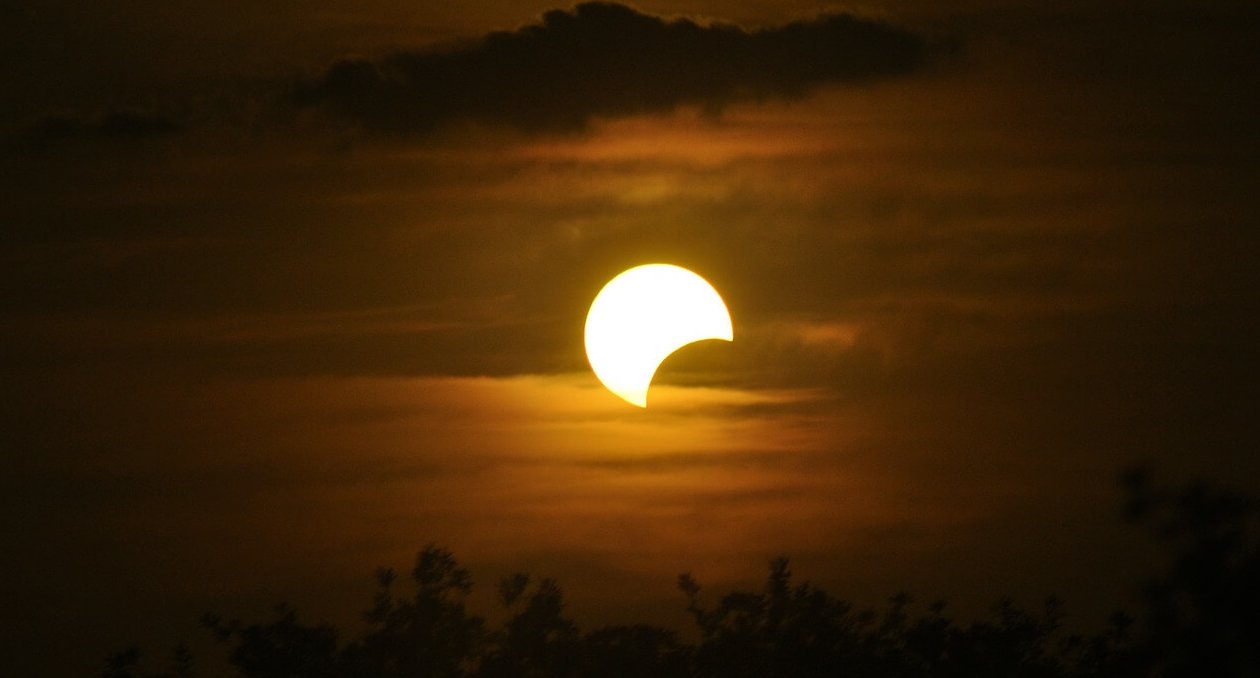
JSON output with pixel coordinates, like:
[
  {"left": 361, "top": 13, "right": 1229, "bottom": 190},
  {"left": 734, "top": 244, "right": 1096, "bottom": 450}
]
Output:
[
  {"left": 14, "top": 111, "right": 180, "bottom": 149},
  {"left": 298, "top": 2, "right": 927, "bottom": 133}
]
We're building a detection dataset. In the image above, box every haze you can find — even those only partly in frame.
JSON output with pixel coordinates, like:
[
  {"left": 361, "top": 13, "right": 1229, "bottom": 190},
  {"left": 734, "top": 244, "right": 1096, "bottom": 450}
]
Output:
[{"left": 2, "top": 1, "right": 1257, "bottom": 673}]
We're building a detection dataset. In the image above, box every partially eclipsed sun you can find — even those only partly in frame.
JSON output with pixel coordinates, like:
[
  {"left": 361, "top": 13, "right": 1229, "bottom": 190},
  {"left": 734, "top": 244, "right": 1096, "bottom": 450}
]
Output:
[{"left": 584, "top": 264, "right": 733, "bottom": 407}]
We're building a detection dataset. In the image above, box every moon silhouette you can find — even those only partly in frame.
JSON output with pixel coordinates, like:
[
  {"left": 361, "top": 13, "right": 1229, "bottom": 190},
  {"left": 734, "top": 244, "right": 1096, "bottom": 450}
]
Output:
[{"left": 584, "top": 264, "right": 733, "bottom": 407}]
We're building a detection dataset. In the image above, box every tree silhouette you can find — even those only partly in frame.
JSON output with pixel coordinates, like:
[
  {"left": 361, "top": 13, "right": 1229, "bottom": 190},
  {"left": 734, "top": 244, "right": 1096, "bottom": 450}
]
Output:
[
  {"left": 202, "top": 605, "right": 340, "bottom": 678},
  {"left": 577, "top": 624, "right": 690, "bottom": 678},
  {"left": 679, "top": 558, "right": 1118, "bottom": 678},
  {"left": 480, "top": 575, "right": 579, "bottom": 677},
  {"left": 103, "top": 469, "right": 1259, "bottom": 677},
  {"left": 352, "top": 546, "right": 485, "bottom": 677},
  {"left": 101, "top": 644, "right": 193, "bottom": 678},
  {"left": 202, "top": 545, "right": 485, "bottom": 678},
  {"left": 1119, "top": 467, "right": 1260, "bottom": 677}
]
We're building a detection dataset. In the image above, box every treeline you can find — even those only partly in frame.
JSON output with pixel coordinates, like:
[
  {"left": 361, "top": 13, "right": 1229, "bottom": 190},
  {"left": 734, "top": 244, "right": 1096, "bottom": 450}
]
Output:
[{"left": 105, "top": 468, "right": 1259, "bottom": 677}]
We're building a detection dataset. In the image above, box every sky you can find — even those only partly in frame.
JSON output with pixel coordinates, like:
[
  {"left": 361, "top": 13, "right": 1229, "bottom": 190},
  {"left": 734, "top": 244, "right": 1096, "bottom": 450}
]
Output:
[{"left": 2, "top": 1, "right": 1259, "bottom": 673}]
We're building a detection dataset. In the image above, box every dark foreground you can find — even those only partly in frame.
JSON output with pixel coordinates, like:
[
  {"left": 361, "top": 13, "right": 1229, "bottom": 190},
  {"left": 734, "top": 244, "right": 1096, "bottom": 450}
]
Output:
[{"left": 105, "top": 469, "right": 1259, "bottom": 677}]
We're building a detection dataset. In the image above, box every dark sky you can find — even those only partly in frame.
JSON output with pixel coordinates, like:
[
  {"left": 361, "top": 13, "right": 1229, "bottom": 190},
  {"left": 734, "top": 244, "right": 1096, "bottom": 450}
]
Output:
[{"left": 3, "top": 1, "right": 1259, "bottom": 674}]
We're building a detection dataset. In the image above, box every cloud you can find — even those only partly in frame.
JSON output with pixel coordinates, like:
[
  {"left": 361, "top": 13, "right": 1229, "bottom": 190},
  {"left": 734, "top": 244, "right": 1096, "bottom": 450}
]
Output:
[
  {"left": 13, "top": 110, "right": 180, "bottom": 149},
  {"left": 6, "top": 110, "right": 182, "bottom": 153},
  {"left": 297, "top": 2, "right": 927, "bottom": 134}
]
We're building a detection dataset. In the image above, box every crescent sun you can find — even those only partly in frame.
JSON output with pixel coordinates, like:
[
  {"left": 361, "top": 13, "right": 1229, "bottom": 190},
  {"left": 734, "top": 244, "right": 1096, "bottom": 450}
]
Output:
[{"left": 584, "top": 264, "right": 733, "bottom": 407}]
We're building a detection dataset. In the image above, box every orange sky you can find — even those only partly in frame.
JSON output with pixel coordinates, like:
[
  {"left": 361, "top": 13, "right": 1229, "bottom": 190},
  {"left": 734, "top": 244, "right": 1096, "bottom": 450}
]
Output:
[{"left": 3, "top": 2, "right": 1258, "bottom": 673}]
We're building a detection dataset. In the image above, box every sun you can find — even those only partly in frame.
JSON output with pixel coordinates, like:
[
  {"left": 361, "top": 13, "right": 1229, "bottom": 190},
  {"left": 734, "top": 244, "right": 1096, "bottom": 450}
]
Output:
[{"left": 584, "top": 264, "right": 733, "bottom": 407}]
